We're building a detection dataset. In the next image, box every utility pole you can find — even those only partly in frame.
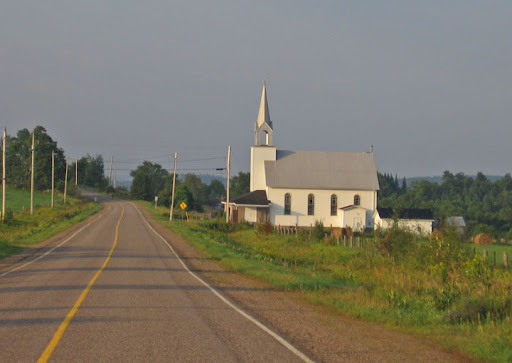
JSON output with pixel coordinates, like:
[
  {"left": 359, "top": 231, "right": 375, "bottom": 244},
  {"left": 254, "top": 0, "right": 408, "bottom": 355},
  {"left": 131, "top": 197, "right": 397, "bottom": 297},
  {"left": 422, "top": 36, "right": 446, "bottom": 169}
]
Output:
[
  {"left": 64, "top": 158, "right": 68, "bottom": 204},
  {"left": 51, "top": 151, "right": 54, "bottom": 208},
  {"left": 169, "top": 152, "right": 178, "bottom": 221},
  {"left": 226, "top": 145, "right": 231, "bottom": 223},
  {"left": 109, "top": 156, "right": 113, "bottom": 186},
  {"left": 2, "top": 128, "right": 6, "bottom": 220},
  {"left": 75, "top": 158, "right": 78, "bottom": 186},
  {"left": 30, "top": 132, "right": 35, "bottom": 215}
]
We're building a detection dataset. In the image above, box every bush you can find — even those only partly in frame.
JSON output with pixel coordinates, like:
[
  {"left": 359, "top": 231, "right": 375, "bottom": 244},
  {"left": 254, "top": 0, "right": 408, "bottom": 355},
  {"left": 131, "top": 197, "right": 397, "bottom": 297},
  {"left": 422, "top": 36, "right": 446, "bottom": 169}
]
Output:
[
  {"left": 2, "top": 208, "right": 14, "bottom": 225},
  {"left": 447, "top": 295, "right": 512, "bottom": 323},
  {"left": 312, "top": 220, "right": 325, "bottom": 241},
  {"left": 256, "top": 221, "right": 272, "bottom": 235}
]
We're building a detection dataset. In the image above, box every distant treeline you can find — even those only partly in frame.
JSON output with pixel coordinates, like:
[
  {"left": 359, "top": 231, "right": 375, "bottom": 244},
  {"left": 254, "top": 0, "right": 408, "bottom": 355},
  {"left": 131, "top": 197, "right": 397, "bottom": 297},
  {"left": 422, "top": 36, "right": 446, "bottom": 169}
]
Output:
[
  {"left": 128, "top": 161, "right": 249, "bottom": 212},
  {"left": 3, "top": 126, "right": 108, "bottom": 193},
  {"left": 378, "top": 171, "right": 512, "bottom": 239}
]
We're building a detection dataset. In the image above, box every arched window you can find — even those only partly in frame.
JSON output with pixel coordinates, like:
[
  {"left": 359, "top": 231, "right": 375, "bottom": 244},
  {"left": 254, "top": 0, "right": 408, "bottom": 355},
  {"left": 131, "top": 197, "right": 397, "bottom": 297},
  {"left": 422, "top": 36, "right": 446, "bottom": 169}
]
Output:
[
  {"left": 284, "top": 193, "right": 291, "bottom": 215},
  {"left": 354, "top": 194, "right": 360, "bottom": 206},
  {"left": 330, "top": 194, "right": 337, "bottom": 216},
  {"left": 308, "top": 194, "right": 315, "bottom": 215}
]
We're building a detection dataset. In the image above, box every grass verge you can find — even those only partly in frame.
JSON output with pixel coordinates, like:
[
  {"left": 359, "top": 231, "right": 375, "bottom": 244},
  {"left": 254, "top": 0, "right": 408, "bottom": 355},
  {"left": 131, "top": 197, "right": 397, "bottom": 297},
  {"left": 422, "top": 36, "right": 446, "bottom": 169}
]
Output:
[
  {"left": 141, "top": 202, "right": 512, "bottom": 362},
  {"left": 0, "top": 195, "right": 102, "bottom": 259}
]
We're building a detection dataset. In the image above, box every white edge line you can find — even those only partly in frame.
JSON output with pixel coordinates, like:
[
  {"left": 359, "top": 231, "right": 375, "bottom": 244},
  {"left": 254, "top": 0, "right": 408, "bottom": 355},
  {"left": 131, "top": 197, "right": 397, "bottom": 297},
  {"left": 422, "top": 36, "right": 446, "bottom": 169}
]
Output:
[
  {"left": 0, "top": 210, "right": 106, "bottom": 278},
  {"left": 130, "top": 202, "right": 314, "bottom": 363}
]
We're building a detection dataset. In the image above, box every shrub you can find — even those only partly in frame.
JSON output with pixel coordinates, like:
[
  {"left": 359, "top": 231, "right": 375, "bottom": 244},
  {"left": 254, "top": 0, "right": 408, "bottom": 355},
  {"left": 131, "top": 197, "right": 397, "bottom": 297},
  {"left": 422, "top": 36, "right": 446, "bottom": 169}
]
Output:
[
  {"left": 256, "top": 221, "right": 272, "bottom": 235},
  {"left": 312, "top": 220, "right": 325, "bottom": 241}
]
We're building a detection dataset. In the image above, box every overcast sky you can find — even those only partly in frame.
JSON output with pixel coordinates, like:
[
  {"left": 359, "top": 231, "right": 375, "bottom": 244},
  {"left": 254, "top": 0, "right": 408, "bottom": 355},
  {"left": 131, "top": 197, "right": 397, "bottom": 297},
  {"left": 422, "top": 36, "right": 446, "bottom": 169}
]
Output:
[{"left": 1, "top": 1, "right": 511, "bottom": 179}]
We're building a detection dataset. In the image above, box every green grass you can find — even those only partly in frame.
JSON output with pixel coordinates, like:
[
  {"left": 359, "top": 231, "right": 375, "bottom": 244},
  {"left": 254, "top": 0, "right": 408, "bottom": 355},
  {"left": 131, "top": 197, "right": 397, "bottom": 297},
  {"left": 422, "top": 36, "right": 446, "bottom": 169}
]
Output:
[
  {"left": 0, "top": 190, "right": 102, "bottom": 258},
  {"left": 141, "top": 201, "right": 512, "bottom": 362},
  {"left": 472, "top": 243, "right": 512, "bottom": 267},
  {"left": 1, "top": 187, "right": 64, "bottom": 213}
]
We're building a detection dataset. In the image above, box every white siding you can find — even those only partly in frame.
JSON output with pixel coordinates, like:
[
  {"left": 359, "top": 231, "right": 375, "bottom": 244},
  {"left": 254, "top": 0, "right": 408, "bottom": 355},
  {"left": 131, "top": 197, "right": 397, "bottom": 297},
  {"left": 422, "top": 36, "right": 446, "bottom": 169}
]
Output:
[
  {"left": 374, "top": 215, "right": 433, "bottom": 235},
  {"left": 244, "top": 207, "right": 258, "bottom": 223},
  {"left": 268, "top": 188, "right": 376, "bottom": 228},
  {"left": 250, "top": 146, "right": 276, "bottom": 191}
]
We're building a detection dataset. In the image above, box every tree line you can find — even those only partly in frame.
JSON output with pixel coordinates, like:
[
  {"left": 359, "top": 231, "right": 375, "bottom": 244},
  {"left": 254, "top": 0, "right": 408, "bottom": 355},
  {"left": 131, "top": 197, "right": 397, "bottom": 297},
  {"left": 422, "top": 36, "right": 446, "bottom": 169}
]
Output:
[
  {"left": 378, "top": 171, "right": 512, "bottom": 239},
  {"left": 3, "top": 126, "right": 108, "bottom": 193},
  {"left": 129, "top": 161, "right": 250, "bottom": 212}
]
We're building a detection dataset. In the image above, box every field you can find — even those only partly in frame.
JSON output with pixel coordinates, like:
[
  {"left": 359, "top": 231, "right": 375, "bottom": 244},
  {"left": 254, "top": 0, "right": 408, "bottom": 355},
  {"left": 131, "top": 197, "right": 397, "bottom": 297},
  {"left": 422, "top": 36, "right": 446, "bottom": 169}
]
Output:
[
  {"left": 142, "top": 202, "right": 512, "bottom": 362},
  {"left": 473, "top": 244, "right": 512, "bottom": 267},
  {"left": 1, "top": 187, "right": 64, "bottom": 213},
  {"left": 0, "top": 189, "right": 102, "bottom": 258}
]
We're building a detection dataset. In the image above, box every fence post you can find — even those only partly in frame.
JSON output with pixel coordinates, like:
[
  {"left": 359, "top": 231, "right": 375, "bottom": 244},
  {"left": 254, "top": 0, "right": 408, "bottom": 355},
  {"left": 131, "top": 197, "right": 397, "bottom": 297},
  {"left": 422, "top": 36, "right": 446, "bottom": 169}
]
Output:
[
  {"left": 483, "top": 250, "right": 488, "bottom": 260},
  {"left": 350, "top": 237, "right": 353, "bottom": 248},
  {"left": 504, "top": 252, "right": 509, "bottom": 268},
  {"left": 343, "top": 236, "right": 347, "bottom": 247}
]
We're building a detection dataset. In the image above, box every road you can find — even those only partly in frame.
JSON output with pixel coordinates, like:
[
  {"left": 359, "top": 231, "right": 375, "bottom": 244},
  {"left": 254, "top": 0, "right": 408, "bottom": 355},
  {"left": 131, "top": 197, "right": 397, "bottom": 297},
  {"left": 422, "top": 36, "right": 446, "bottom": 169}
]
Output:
[
  {"left": 0, "top": 193, "right": 463, "bottom": 362},
  {"left": 0, "top": 198, "right": 309, "bottom": 362}
]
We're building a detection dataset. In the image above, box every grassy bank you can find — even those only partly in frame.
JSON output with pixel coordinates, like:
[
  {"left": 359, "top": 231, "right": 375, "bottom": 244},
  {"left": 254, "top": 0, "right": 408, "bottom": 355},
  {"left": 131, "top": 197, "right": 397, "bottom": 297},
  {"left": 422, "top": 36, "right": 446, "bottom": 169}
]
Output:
[
  {"left": 1, "top": 187, "right": 65, "bottom": 213},
  {"left": 142, "top": 202, "right": 512, "bottom": 362},
  {"left": 0, "top": 193, "right": 102, "bottom": 259}
]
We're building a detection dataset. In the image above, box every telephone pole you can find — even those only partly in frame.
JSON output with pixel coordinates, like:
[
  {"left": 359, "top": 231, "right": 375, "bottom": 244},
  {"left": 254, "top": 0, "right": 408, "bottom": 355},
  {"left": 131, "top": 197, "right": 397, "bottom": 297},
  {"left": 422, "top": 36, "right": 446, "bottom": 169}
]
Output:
[
  {"left": 75, "top": 158, "right": 78, "bottom": 186},
  {"left": 109, "top": 156, "right": 114, "bottom": 186},
  {"left": 169, "top": 152, "right": 178, "bottom": 221},
  {"left": 64, "top": 158, "right": 68, "bottom": 204},
  {"left": 51, "top": 151, "right": 54, "bottom": 208},
  {"left": 30, "top": 132, "right": 35, "bottom": 215},
  {"left": 2, "top": 128, "right": 6, "bottom": 220},
  {"left": 226, "top": 145, "right": 231, "bottom": 223}
]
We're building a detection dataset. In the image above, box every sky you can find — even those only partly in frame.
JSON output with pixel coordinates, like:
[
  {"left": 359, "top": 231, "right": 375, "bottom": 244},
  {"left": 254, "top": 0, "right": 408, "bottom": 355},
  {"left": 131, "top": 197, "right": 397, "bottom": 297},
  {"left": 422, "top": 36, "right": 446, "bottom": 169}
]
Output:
[{"left": 1, "top": 1, "right": 511, "bottom": 179}]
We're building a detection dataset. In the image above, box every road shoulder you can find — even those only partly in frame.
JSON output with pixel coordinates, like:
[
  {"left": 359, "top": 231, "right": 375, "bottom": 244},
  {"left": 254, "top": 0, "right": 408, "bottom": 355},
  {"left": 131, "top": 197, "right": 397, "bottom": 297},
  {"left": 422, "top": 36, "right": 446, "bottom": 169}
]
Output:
[{"left": 135, "top": 204, "right": 469, "bottom": 362}]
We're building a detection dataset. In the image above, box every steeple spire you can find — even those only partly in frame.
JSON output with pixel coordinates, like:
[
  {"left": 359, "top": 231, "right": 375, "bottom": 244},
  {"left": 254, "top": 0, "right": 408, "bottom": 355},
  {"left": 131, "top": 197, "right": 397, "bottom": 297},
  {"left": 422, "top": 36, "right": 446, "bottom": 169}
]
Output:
[{"left": 255, "top": 81, "right": 272, "bottom": 130}]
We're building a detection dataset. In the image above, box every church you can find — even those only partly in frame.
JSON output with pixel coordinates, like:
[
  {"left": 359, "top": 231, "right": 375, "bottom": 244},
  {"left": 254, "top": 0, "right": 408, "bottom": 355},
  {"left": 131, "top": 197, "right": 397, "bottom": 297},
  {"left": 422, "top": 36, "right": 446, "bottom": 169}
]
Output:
[{"left": 227, "top": 83, "right": 380, "bottom": 231}]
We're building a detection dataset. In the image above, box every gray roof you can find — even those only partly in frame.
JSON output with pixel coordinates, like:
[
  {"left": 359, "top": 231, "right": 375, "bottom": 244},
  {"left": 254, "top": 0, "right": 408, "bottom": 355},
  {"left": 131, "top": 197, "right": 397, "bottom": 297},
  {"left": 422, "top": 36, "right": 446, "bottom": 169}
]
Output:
[
  {"left": 446, "top": 216, "right": 466, "bottom": 227},
  {"left": 264, "top": 150, "right": 379, "bottom": 190},
  {"left": 230, "top": 190, "right": 270, "bottom": 206}
]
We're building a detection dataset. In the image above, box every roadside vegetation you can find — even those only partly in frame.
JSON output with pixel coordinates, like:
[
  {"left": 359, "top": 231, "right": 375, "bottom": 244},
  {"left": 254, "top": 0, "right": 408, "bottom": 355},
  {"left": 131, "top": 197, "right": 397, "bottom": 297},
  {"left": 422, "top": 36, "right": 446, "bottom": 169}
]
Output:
[
  {"left": 142, "top": 202, "right": 511, "bottom": 362},
  {"left": 0, "top": 125, "right": 106, "bottom": 260},
  {"left": 0, "top": 191, "right": 102, "bottom": 259}
]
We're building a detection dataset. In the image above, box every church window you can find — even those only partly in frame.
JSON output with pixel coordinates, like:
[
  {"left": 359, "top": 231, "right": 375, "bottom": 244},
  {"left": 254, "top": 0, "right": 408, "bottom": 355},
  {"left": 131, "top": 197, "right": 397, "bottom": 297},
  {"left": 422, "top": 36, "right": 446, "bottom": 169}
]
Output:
[
  {"left": 308, "top": 194, "right": 315, "bottom": 215},
  {"left": 354, "top": 194, "right": 360, "bottom": 206},
  {"left": 330, "top": 194, "right": 337, "bottom": 216},
  {"left": 284, "top": 193, "right": 291, "bottom": 215}
]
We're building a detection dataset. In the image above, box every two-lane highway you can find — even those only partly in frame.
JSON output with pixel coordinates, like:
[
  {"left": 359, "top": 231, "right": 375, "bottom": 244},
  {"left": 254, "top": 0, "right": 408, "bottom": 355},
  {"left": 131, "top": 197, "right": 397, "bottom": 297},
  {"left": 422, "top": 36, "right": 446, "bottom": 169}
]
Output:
[{"left": 0, "top": 200, "right": 310, "bottom": 362}]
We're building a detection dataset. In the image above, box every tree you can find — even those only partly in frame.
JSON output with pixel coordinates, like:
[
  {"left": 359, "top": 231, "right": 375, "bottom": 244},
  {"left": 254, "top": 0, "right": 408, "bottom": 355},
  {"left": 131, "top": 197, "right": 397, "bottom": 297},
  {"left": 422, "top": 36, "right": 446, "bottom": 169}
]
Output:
[
  {"left": 230, "top": 172, "right": 250, "bottom": 198},
  {"left": 183, "top": 174, "right": 206, "bottom": 211},
  {"left": 74, "top": 154, "right": 107, "bottom": 189},
  {"left": 5, "top": 126, "right": 66, "bottom": 190},
  {"left": 130, "top": 161, "right": 168, "bottom": 201},
  {"left": 206, "top": 179, "right": 226, "bottom": 204},
  {"left": 173, "top": 184, "right": 194, "bottom": 210}
]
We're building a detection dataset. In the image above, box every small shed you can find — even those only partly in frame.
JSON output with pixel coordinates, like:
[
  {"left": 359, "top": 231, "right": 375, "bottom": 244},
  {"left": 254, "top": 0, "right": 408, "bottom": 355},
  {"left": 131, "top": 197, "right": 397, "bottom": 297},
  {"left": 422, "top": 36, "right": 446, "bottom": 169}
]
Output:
[
  {"left": 446, "top": 216, "right": 466, "bottom": 236},
  {"left": 373, "top": 207, "right": 435, "bottom": 235},
  {"left": 224, "top": 190, "right": 270, "bottom": 224}
]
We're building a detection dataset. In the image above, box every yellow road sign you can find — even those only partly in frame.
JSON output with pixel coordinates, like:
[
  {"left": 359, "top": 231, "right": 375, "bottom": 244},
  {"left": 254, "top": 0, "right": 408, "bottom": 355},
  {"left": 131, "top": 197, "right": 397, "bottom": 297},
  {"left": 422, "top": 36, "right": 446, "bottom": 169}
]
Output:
[{"left": 179, "top": 202, "right": 187, "bottom": 210}]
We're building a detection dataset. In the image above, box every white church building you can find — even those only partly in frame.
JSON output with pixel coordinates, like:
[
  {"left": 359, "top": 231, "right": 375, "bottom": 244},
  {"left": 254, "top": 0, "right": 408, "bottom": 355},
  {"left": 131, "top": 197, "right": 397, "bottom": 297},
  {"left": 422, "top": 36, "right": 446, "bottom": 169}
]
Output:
[{"left": 227, "top": 83, "right": 380, "bottom": 231}]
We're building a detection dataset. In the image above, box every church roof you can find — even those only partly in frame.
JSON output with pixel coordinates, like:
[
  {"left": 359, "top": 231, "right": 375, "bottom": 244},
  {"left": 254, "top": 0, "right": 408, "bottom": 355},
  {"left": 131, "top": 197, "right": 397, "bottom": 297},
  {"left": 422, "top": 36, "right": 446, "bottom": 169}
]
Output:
[
  {"left": 255, "top": 82, "right": 272, "bottom": 130},
  {"left": 264, "top": 150, "right": 379, "bottom": 190}
]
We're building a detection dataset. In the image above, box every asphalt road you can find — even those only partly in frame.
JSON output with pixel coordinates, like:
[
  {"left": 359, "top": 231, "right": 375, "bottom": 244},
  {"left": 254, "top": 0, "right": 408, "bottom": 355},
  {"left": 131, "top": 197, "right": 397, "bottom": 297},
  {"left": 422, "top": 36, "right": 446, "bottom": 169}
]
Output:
[{"left": 0, "top": 198, "right": 310, "bottom": 362}]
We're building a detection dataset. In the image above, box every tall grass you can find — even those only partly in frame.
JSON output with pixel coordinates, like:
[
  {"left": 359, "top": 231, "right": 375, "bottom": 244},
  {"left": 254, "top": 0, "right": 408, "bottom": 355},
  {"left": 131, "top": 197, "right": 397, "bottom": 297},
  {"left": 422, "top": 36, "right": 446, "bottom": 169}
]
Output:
[{"left": 142, "top": 202, "right": 512, "bottom": 361}]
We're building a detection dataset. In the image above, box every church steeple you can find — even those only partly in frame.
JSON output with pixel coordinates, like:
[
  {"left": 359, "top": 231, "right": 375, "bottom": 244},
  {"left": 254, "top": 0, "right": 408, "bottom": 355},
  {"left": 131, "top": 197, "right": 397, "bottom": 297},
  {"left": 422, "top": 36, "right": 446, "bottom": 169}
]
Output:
[{"left": 254, "top": 81, "right": 273, "bottom": 146}]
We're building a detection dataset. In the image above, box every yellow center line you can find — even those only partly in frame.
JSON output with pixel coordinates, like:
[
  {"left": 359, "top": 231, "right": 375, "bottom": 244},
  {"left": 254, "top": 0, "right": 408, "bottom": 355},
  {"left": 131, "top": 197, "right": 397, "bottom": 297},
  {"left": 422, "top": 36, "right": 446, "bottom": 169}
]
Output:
[{"left": 38, "top": 206, "right": 125, "bottom": 363}]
